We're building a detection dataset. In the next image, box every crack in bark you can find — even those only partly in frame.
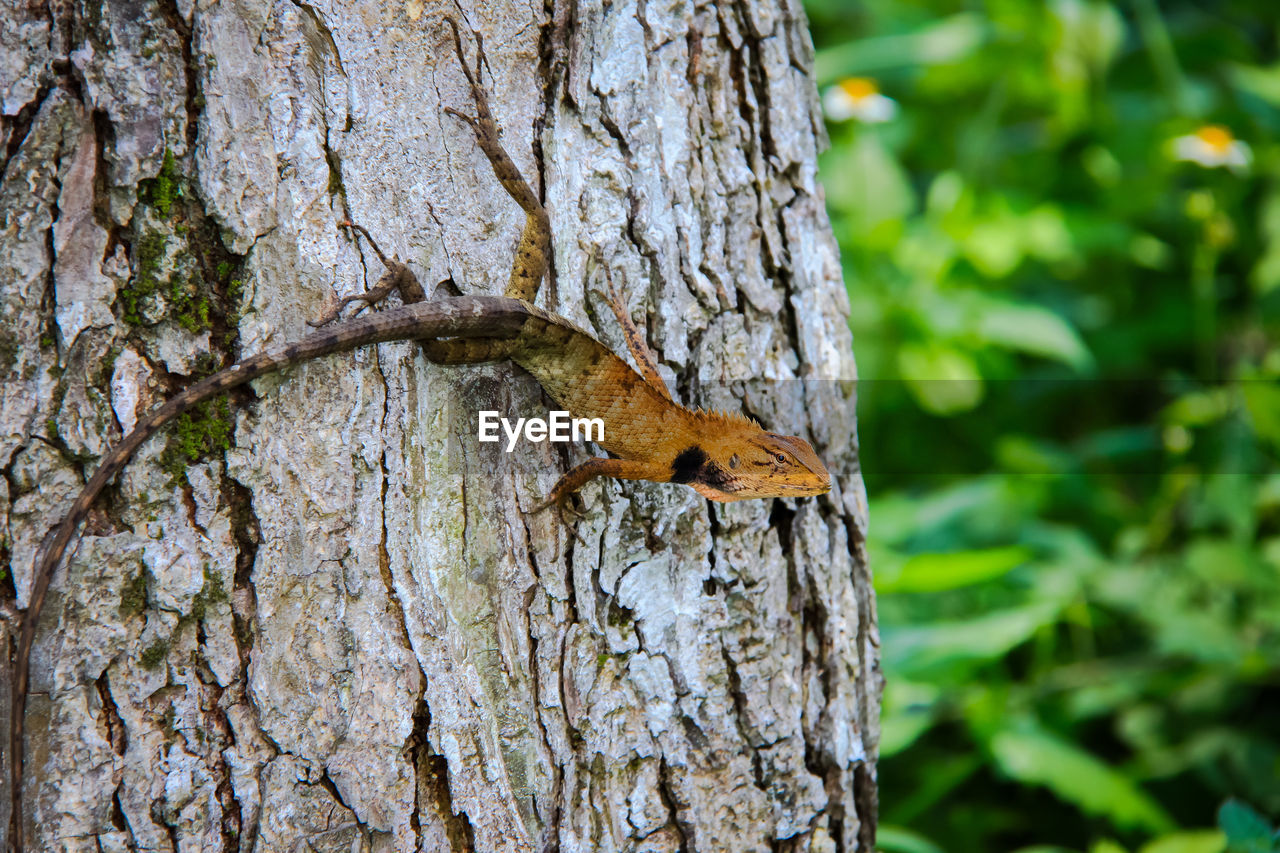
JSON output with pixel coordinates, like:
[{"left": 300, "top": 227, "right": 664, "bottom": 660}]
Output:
[
  {"left": 287, "top": 0, "right": 348, "bottom": 78},
  {"left": 516, "top": 514, "right": 562, "bottom": 846},
  {"left": 109, "top": 787, "right": 138, "bottom": 849},
  {"left": 655, "top": 757, "right": 691, "bottom": 853},
  {"left": 535, "top": 0, "right": 559, "bottom": 310},
  {"left": 190, "top": 651, "right": 245, "bottom": 852},
  {"left": 729, "top": 0, "right": 777, "bottom": 164},
  {"left": 152, "top": 0, "right": 199, "bottom": 150},
  {"left": 1, "top": 82, "right": 55, "bottom": 185},
  {"left": 316, "top": 770, "right": 370, "bottom": 838},
  {"left": 408, "top": 696, "right": 477, "bottom": 852},
  {"left": 374, "top": 370, "right": 414, "bottom": 652},
  {"left": 94, "top": 672, "right": 128, "bottom": 756},
  {"left": 89, "top": 107, "right": 119, "bottom": 237},
  {"left": 853, "top": 762, "right": 876, "bottom": 852},
  {"left": 225, "top": 476, "right": 268, "bottom": 847},
  {"left": 845, "top": 520, "right": 879, "bottom": 853},
  {"left": 802, "top": 565, "right": 848, "bottom": 853},
  {"left": 719, "top": 641, "right": 768, "bottom": 793},
  {"left": 148, "top": 795, "right": 181, "bottom": 852},
  {"left": 423, "top": 198, "right": 458, "bottom": 286}
]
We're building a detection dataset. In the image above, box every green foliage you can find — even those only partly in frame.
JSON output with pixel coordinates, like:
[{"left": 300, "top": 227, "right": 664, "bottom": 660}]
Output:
[
  {"left": 1219, "top": 800, "right": 1280, "bottom": 853},
  {"left": 805, "top": 0, "right": 1279, "bottom": 850}
]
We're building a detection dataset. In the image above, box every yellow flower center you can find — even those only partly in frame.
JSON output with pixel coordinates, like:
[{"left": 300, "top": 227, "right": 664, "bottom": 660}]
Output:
[
  {"left": 1195, "top": 125, "right": 1235, "bottom": 153},
  {"left": 838, "top": 78, "right": 879, "bottom": 101}
]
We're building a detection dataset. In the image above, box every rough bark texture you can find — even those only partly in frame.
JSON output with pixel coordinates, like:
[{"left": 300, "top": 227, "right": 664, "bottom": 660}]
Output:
[{"left": 0, "top": 0, "right": 879, "bottom": 850}]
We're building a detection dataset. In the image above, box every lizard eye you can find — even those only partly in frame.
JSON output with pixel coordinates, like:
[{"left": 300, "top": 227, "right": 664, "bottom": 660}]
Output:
[{"left": 729, "top": 454, "right": 740, "bottom": 469}]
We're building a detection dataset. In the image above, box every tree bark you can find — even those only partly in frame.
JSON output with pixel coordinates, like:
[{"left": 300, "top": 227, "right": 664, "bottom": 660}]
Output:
[{"left": 0, "top": 0, "right": 878, "bottom": 850}]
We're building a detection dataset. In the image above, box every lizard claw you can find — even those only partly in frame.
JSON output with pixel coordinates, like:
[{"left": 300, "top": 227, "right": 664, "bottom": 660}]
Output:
[
  {"left": 443, "top": 106, "right": 480, "bottom": 131},
  {"left": 307, "top": 293, "right": 344, "bottom": 328},
  {"left": 443, "top": 16, "right": 487, "bottom": 92},
  {"left": 309, "top": 222, "right": 428, "bottom": 326},
  {"left": 306, "top": 286, "right": 392, "bottom": 327},
  {"left": 530, "top": 491, "right": 589, "bottom": 542},
  {"left": 441, "top": 16, "right": 497, "bottom": 136}
]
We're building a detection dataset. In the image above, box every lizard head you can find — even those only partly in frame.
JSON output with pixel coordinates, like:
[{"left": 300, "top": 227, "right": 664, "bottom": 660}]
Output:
[{"left": 670, "top": 416, "right": 832, "bottom": 502}]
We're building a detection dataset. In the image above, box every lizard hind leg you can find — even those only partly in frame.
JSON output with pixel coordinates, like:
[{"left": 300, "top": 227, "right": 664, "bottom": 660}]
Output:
[
  {"left": 596, "top": 268, "right": 673, "bottom": 401},
  {"left": 442, "top": 17, "right": 552, "bottom": 305}
]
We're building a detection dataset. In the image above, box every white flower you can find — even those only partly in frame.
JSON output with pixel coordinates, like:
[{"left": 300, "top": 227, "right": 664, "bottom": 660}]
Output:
[
  {"left": 1171, "top": 125, "right": 1251, "bottom": 171},
  {"left": 823, "top": 78, "right": 897, "bottom": 123}
]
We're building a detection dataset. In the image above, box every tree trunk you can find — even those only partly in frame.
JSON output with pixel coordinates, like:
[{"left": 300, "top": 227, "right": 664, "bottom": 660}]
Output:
[{"left": 1, "top": 0, "right": 878, "bottom": 850}]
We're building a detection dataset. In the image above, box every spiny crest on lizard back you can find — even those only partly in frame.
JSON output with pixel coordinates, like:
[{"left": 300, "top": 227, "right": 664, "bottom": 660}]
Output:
[{"left": 689, "top": 407, "right": 759, "bottom": 429}]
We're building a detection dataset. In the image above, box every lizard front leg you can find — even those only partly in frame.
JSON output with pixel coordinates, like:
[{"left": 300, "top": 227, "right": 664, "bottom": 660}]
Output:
[
  {"left": 532, "top": 458, "right": 673, "bottom": 513},
  {"left": 309, "top": 221, "right": 427, "bottom": 327}
]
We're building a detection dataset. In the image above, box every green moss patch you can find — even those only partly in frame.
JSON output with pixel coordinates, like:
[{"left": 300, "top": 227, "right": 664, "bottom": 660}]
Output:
[
  {"left": 160, "top": 396, "right": 234, "bottom": 481},
  {"left": 139, "top": 638, "right": 170, "bottom": 670}
]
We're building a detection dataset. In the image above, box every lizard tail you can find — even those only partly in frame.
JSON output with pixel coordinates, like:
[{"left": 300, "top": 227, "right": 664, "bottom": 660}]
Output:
[{"left": 7, "top": 295, "right": 531, "bottom": 848}]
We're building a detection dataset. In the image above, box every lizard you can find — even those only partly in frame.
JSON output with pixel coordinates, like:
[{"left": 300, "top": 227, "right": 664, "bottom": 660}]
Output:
[{"left": 5, "top": 18, "right": 830, "bottom": 849}]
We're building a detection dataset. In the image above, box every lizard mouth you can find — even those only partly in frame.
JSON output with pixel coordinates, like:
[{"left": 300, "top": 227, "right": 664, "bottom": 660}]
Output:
[
  {"left": 691, "top": 482, "right": 739, "bottom": 502},
  {"left": 691, "top": 479, "right": 830, "bottom": 502}
]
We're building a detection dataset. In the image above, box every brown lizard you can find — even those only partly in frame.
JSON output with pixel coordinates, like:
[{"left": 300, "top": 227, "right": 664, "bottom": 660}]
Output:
[{"left": 6, "top": 19, "right": 830, "bottom": 849}]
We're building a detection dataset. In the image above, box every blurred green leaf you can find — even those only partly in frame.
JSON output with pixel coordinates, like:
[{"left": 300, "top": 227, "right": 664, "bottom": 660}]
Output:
[
  {"left": 1229, "top": 63, "right": 1280, "bottom": 107},
  {"left": 1183, "top": 539, "right": 1260, "bottom": 586},
  {"left": 815, "top": 13, "right": 987, "bottom": 82},
  {"left": 880, "top": 695, "right": 942, "bottom": 756},
  {"left": 1251, "top": 190, "right": 1280, "bottom": 295},
  {"left": 1024, "top": 204, "right": 1077, "bottom": 264},
  {"left": 877, "top": 825, "right": 948, "bottom": 853},
  {"left": 1138, "top": 831, "right": 1227, "bottom": 853},
  {"left": 1050, "top": 0, "right": 1125, "bottom": 75},
  {"left": 882, "top": 601, "right": 1063, "bottom": 679},
  {"left": 974, "top": 297, "right": 1094, "bottom": 370},
  {"left": 1163, "top": 389, "right": 1233, "bottom": 428},
  {"left": 995, "top": 435, "right": 1078, "bottom": 475},
  {"left": 990, "top": 727, "right": 1175, "bottom": 832},
  {"left": 1240, "top": 381, "right": 1280, "bottom": 451},
  {"left": 963, "top": 218, "right": 1025, "bottom": 278},
  {"left": 876, "top": 546, "right": 1033, "bottom": 593},
  {"left": 899, "top": 343, "right": 985, "bottom": 414},
  {"left": 1217, "top": 800, "right": 1277, "bottom": 853},
  {"left": 1093, "top": 842, "right": 1131, "bottom": 853},
  {"left": 824, "top": 133, "right": 916, "bottom": 244}
]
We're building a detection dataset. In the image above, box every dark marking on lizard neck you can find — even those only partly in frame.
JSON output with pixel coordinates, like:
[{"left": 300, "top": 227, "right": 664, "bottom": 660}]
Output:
[
  {"left": 696, "top": 459, "right": 733, "bottom": 491},
  {"left": 670, "top": 445, "right": 707, "bottom": 483}
]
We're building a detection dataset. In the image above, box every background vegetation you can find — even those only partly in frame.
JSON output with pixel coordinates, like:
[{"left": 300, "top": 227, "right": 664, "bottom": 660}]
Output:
[{"left": 804, "top": 1, "right": 1280, "bottom": 851}]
